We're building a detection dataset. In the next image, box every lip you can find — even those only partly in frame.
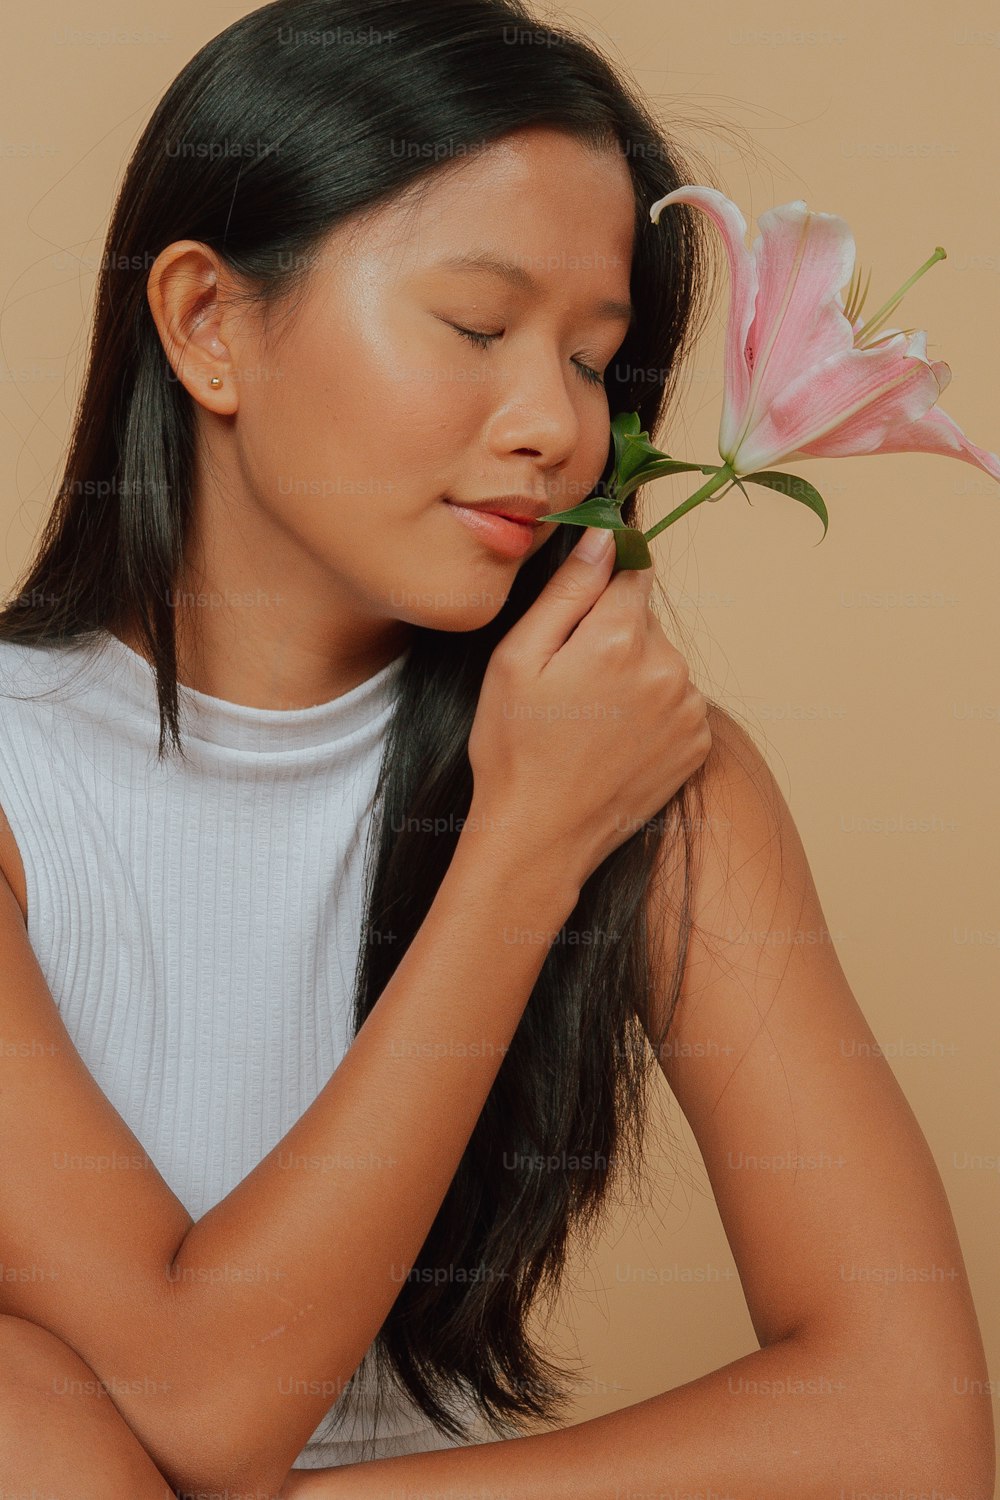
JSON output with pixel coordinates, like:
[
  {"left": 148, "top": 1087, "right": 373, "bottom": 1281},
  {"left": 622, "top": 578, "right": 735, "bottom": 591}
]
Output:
[
  {"left": 443, "top": 500, "right": 539, "bottom": 558},
  {"left": 451, "top": 494, "right": 551, "bottom": 522}
]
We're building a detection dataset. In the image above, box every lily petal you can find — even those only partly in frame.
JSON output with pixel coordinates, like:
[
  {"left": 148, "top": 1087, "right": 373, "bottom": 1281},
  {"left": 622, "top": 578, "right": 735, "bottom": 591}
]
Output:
[
  {"left": 869, "top": 401, "right": 1000, "bottom": 481},
  {"left": 735, "top": 201, "right": 858, "bottom": 456},
  {"left": 649, "top": 185, "right": 757, "bottom": 460},
  {"left": 731, "top": 328, "right": 950, "bottom": 474},
  {"left": 792, "top": 376, "right": 1000, "bottom": 481},
  {"left": 776, "top": 405, "right": 1000, "bottom": 480}
]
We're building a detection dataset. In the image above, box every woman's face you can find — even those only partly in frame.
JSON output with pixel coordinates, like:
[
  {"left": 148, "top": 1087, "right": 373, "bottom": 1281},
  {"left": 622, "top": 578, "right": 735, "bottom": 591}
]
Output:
[{"left": 164, "top": 126, "right": 637, "bottom": 674}]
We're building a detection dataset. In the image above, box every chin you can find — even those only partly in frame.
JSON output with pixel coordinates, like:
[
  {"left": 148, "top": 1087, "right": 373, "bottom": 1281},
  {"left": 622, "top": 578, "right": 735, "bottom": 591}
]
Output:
[
  {"left": 423, "top": 597, "right": 509, "bottom": 632},
  {"left": 389, "top": 579, "right": 509, "bottom": 633}
]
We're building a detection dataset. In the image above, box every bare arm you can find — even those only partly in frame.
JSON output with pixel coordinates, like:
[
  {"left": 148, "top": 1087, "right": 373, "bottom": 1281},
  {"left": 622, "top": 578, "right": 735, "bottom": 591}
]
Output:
[
  {"left": 165, "top": 812, "right": 579, "bottom": 1494},
  {"left": 0, "top": 817, "right": 577, "bottom": 1500},
  {"left": 274, "top": 1324, "right": 995, "bottom": 1500}
]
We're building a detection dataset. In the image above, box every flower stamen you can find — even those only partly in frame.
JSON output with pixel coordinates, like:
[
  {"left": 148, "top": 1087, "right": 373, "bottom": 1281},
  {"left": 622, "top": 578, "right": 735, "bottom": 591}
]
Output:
[
  {"left": 842, "top": 263, "right": 872, "bottom": 327},
  {"left": 852, "top": 246, "right": 947, "bottom": 349}
]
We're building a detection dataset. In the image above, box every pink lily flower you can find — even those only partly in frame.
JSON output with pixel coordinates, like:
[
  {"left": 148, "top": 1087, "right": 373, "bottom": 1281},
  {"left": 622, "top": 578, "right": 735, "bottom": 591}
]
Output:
[{"left": 648, "top": 186, "right": 1000, "bottom": 485}]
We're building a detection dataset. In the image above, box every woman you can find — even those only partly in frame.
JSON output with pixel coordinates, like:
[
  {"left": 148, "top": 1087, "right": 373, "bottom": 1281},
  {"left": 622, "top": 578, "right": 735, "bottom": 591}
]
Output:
[{"left": 0, "top": 0, "right": 991, "bottom": 1497}]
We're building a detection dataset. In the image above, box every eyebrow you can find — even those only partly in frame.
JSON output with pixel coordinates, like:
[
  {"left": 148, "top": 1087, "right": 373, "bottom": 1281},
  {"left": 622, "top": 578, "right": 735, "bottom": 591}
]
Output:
[{"left": 430, "top": 250, "right": 635, "bottom": 326}]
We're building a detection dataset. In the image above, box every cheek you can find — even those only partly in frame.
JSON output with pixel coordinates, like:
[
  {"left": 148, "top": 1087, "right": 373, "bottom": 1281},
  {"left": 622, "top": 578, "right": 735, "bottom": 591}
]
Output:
[{"left": 282, "top": 308, "right": 471, "bottom": 500}]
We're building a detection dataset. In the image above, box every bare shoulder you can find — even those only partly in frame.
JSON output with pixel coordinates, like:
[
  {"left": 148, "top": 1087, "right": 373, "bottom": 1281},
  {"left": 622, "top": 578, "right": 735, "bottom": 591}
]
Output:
[
  {"left": 645, "top": 698, "right": 831, "bottom": 1077},
  {"left": 699, "top": 700, "right": 779, "bottom": 811},
  {"left": 692, "top": 701, "right": 788, "bottom": 899},
  {"left": 644, "top": 702, "right": 783, "bottom": 983}
]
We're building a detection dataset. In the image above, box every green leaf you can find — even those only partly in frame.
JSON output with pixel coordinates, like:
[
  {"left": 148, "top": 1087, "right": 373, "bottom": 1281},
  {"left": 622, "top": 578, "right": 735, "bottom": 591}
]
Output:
[
  {"left": 537, "top": 497, "right": 629, "bottom": 527},
  {"left": 610, "top": 411, "right": 643, "bottom": 474},
  {"left": 740, "top": 469, "right": 829, "bottom": 541},
  {"left": 612, "top": 526, "right": 653, "bottom": 571},
  {"left": 616, "top": 431, "right": 672, "bottom": 489},
  {"left": 615, "top": 459, "right": 723, "bottom": 506},
  {"left": 610, "top": 412, "right": 679, "bottom": 492}
]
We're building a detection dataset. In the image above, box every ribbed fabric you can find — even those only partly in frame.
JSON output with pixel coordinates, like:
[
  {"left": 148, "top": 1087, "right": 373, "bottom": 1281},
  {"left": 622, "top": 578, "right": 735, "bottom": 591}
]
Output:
[{"left": 0, "top": 629, "right": 493, "bottom": 1467}]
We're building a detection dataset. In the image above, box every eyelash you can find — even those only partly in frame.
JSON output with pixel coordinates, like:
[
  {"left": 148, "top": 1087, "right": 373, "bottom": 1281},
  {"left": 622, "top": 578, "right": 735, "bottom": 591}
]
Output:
[{"left": 448, "top": 323, "right": 606, "bottom": 389}]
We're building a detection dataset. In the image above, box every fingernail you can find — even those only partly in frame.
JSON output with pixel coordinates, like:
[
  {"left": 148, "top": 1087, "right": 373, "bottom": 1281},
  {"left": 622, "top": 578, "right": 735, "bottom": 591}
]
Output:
[{"left": 575, "top": 527, "right": 614, "bottom": 563}]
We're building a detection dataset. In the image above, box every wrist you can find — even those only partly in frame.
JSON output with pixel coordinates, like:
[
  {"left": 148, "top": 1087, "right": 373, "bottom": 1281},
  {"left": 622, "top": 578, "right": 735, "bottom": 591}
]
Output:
[{"left": 455, "top": 800, "right": 581, "bottom": 923}]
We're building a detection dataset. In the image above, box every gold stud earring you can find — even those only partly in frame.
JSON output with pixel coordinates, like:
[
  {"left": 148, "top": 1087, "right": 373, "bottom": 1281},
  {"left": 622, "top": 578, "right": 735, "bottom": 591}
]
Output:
[{"left": 209, "top": 376, "right": 223, "bottom": 388}]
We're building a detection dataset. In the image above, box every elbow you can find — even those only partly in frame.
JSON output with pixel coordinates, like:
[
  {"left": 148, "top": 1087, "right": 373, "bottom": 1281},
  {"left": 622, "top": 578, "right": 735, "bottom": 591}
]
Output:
[
  {"left": 932, "top": 1419, "right": 996, "bottom": 1500},
  {"left": 159, "top": 1388, "right": 290, "bottom": 1500},
  {"left": 895, "top": 1393, "right": 996, "bottom": 1500},
  {"left": 165, "top": 1445, "right": 290, "bottom": 1500},
  {"left": 814, "top": 1314, "right": 996, "bottom": 1499},
  {"left": 169, "top": 1453, "right": 290, "bottom": 1500},
  {"left": 849, "top": 1413, "right": 996, "bottom": 1500},
  {"left": 926, "top": 1437, "right": 995, "bottom": 1500},
  {"left": 172, "top": 1477, "right": 288, "bottom": 1500},
  {"left": 813, "top": 1337, "right": 996, "bottom": 1500},
  {"left": 926, "top": 1363, "right": 996, "bottom": 1500},
  {"left": 151, "top": 1299, "right": 292, "bottom": 1499}
]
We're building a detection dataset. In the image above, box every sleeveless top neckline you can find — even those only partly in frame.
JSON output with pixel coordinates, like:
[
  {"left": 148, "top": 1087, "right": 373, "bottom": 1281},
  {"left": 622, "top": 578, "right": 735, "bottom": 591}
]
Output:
[{"left": 84, "top": 629, "right": 412, "bottom": 755}]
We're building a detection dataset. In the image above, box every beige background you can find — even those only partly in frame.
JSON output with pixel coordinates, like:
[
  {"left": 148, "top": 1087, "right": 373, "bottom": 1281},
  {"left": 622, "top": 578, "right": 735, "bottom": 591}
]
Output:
[{"left": 2, "top": 0, "right": 998, "bottom": 1480}]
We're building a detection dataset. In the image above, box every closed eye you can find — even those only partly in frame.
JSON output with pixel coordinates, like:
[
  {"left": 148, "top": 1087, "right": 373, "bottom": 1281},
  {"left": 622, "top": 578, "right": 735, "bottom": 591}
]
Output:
[{"left": 447, "top": 322, "right": 606, "bottom": 389}]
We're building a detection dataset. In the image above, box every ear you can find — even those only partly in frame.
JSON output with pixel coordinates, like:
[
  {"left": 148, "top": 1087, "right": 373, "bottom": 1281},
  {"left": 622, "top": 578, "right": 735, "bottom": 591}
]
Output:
[{"left": 145, "top": 240, "right": 240, "bottom": 415}]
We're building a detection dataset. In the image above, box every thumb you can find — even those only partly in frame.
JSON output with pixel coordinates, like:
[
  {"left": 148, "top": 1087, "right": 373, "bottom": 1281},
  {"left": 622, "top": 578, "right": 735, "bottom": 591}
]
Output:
[{"left": 502, "top": 525, "right": 618, "bottom": 665}]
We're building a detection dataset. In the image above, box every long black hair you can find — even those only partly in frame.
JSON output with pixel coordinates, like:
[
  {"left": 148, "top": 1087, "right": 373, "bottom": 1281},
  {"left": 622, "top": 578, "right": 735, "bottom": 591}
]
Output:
[{"left": 0, "top": 0, "right": 740, "bottom": 1450}]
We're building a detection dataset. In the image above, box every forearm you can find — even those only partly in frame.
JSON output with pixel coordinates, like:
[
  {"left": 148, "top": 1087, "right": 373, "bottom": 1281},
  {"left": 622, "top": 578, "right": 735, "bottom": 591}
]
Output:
[
  {"left": 164, "top": 807, "right": 579, "bottom": 1498},
  {"left": 281, "top": 1330, "right": 990, "bottom": 1500}
]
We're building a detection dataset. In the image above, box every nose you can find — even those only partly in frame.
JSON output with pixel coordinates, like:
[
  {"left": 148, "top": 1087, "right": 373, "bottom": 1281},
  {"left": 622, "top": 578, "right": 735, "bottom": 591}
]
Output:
[{"left": 483, "top": 346, "right": 582, "bottom": 471}]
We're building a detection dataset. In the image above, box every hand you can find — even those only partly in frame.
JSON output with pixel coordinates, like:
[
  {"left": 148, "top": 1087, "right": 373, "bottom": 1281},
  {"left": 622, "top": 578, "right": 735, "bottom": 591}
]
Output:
[{"left": 467, "top": 526, "right": 712, "bottom": 893}]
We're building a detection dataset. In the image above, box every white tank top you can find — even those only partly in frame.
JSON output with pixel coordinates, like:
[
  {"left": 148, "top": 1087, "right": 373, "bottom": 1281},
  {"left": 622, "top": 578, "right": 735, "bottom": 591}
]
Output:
[{"left": 0, "top": 629, "right": 491, "bottom": 1468}]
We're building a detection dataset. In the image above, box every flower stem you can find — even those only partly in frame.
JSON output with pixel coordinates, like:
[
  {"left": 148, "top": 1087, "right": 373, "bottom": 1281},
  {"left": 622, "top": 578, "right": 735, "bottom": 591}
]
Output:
[{"left": 641, "top": 463, "right": 736, "bottom": 542}]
